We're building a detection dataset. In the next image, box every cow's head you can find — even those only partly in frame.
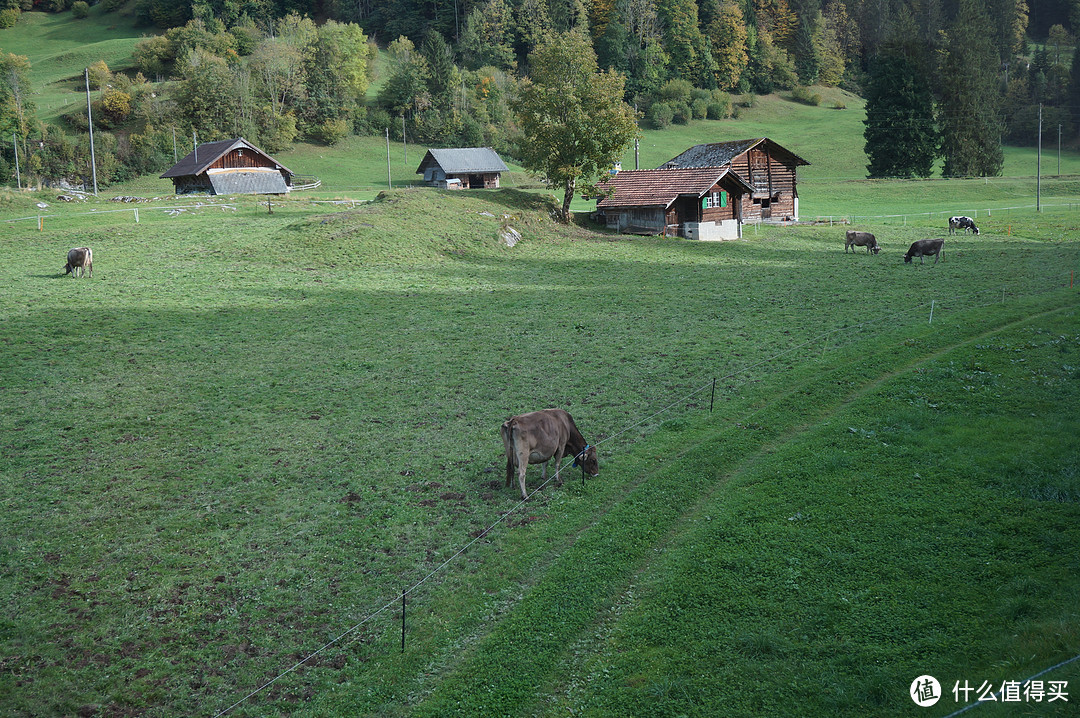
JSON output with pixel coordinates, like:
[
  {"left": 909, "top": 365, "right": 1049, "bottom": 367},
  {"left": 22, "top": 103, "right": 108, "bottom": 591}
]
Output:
[
  {"left": 573, "top": 445, "right": 599, "bottom": 476},
  {"left": 904, "top": 254, "right": 913, "bottom": 264},
  {"left": 871, "top": 245, "right": 881, "bottom": 254}
]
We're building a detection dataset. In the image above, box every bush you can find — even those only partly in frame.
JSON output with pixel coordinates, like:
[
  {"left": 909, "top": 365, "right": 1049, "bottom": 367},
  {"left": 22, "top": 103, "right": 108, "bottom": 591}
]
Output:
[
  {"left": 790, "top": 86, "right": 822, "bottom": 106},
  {"left": 671, "top": 102, "right": 692, "bottom": 124},
  {"left": 706, "top": 91, "right": 733, "bottom": 119},
  {"left": 101, "top": 89, "right": 132, "bottom": 123},
  {"left": 357, "top": 107, "right": 393, "bottom": 136},
  {"left": 311, "top": 118, "right": 350, "bottom": 146},
  {"left": 0, "top": 8, "right": 17, "bottom": 26},
  {"left": 71, "top": 0, "right": 88, "bottom": 17},
  {"left": 740, "top": 93, "right": 755, "bottom": 108},
  {"left": 657, "top": 79, "right": 693, "bottom": 106},
  {"left": 691, "top": 99, "right": 709, "bottom": 120},
  {"left": 648, "top": 102, "right": 673, "bottom": 129},
  {"left": 833, "top": 101, "right": 847, "bottom": 110}
]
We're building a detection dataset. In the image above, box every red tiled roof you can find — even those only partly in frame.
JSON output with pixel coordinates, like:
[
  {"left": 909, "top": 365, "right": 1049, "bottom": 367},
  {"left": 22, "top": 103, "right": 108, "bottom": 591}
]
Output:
[{"left": 596, "top": 167, "right": 748, "bottom": 208}]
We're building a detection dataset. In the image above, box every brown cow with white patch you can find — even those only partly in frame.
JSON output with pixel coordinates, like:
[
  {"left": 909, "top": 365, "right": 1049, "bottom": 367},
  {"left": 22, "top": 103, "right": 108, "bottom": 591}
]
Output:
[
  {"left": 501, "top": 408, "right": 598, "bottom": 500},
  {"left": 64, "top": 247, "right": 93, "bottom": 277}
]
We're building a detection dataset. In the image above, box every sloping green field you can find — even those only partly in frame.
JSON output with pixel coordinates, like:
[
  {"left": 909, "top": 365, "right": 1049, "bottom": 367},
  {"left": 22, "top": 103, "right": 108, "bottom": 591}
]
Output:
[{"left": 1, "top": 189, "right": 1077, "bottom": 717}]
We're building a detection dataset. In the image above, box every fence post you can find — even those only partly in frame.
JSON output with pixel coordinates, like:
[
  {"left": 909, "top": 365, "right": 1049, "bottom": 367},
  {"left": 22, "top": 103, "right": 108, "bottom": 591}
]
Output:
[
  {"left": 709, "top": 378, "right": 716, "bottom": 413},
  {"left": 134, "top": 208, "right": 139, "bottom": 224},
  {"left": 929, "top": 300, "right": 935, "bottom": 324},
  {"left": 38, "top": 216, "right": 42, "bottom": 231},
  {"left": 401, "top": 590, "right": 406, "bottom": 653}
]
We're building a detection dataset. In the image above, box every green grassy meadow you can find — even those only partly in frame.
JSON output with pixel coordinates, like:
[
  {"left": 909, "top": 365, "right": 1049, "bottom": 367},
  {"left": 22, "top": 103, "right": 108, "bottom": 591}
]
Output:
[
  {"left": 1, "top": 186, "right": 1078, "bottom": 717},
  {"left": 2, "top": 10, "right": 1080, "bottom": 717}
]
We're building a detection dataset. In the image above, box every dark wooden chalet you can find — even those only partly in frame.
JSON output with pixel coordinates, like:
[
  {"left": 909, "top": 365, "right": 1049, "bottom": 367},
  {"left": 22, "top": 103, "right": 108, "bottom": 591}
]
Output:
[
  {"left": 660, "top": 138, "right": 809, "bottom": 222},
  {"left": 161, "top": 137, "right": 293, "bottom": 195},
  {"left": 416, "top": 148, "right": 508, "bottom": 189},
  {"left": 594, "top": 167, "right": 752, "bottom": 239}
]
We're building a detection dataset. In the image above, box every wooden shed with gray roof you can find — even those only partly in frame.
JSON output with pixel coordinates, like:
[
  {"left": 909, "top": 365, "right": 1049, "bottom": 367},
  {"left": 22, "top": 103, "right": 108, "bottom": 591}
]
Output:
[
  {"left": 660, "top": 138, "right": 809, "bottom": 222},
  {"left": 161, "top": 137, "right": 294, "bottom": 195},
  {"left": 416, "top": 148, "right": 508, "bottom": 189}
]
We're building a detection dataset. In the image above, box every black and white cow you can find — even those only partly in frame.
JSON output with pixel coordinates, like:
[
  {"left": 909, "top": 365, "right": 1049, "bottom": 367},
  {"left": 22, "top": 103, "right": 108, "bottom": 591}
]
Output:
[{"left": 948, "top": 216, "right": 979, "bottom": 235}]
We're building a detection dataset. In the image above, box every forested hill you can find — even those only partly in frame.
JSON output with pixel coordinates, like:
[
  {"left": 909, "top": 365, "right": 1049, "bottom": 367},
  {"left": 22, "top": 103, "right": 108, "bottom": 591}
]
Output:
[{"left": 0, "top": 0, "right": 1076, "bottom": 189}]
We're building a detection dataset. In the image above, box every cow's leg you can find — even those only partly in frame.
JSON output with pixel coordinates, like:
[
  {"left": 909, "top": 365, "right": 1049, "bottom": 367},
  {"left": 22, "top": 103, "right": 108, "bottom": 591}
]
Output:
[
  {"left": 552, "top": 449, "right": 565, "bottom": 487},
  {"left": 516, "top": 448, "right": 530, "bottom": 500},
  {"left": 505, "top": 455, "right": 514, "bottom": 488}
]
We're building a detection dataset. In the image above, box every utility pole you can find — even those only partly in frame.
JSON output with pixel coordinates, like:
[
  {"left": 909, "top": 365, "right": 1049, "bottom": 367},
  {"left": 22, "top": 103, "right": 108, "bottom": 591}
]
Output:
[
  {"left": 402, "top": 115, "right": 407, "bottom": 164},
  {"left": 1036, "top": 104, "right": 1042, "bottom": 213},
  {"left": 172, "top": 126, "right": 177, "bottom": 163},
  {"left": 386, "top": 128, "right": 392, "bottom": 189},
  {"left": 1058, "top": 124, "right": 1062, "bottom": 176},
  {"left": 84, "top": 68, "right": 98, "bottom": 196},
  {"left": 12, "top": 133, "right": 20, "bottom": 190}
]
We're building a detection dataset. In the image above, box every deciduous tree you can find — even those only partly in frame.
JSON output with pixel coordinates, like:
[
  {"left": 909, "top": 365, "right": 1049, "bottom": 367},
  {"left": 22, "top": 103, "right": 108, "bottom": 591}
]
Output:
[{"left": 511, "top": 32, "right": 639, "bottom": 222}]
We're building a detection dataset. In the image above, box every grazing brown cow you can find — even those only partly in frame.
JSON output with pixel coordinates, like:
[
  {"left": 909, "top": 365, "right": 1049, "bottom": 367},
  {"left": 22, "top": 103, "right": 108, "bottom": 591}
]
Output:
[
  {"left": 64, "top": 247, "right": 93, "bottom": 277},
  {"left": 845, "top": 230, "right": 880, "bottom": 254},
  {"left": 501, "top": 408, "right": 598, "bottom": 500},
  {"left": 904, "top": 238, "right": 944, "bottom": 265}
]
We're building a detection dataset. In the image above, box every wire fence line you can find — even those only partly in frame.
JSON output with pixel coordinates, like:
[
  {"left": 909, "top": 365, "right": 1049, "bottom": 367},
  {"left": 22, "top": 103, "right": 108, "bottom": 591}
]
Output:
[
  {"left": 3, "top": 201, "right": 239, "bottom": 229},
  {"left": 212, "top": 269, "right": 1077, "bottom": 716},
  {"left": 797, "top": 201, "right": 1080, "bottom": 227}
]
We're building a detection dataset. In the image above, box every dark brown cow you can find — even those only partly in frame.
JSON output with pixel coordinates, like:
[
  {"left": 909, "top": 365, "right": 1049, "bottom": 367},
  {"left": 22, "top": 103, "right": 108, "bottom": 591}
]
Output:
[
  {"left": 64, "top": 247, "right": 93, "bottom": 277},
  {"left": 845, "top": 230, "right": 880, "bottom": 254},
  {"left": 501, "top": 408, "right": 598, "bottom": 500},
  {"left": 904, "top": 238, "right": 944, "bottom": 265}
]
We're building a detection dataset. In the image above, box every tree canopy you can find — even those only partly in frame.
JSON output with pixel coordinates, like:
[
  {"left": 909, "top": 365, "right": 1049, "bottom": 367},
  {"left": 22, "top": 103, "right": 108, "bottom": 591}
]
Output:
[{"left": 511, "top": 32, "right": 639, "bottom": 222}]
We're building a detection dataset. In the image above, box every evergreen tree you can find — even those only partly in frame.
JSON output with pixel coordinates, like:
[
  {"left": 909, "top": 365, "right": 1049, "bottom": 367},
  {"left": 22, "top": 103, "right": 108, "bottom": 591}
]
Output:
[
  {"left": 1069, "top": 36, "right": 1080, "bottom": 135},
  {"left": 938, "top": 0, "right": 1004, "bottom": 177},
  {"left": 656, "top": 0, "right": 713, "bottom": 84},
  {"left": 458, "top": 0, "right": 515, "bottom": 70},
  {"left": 421, "top": 32, "right": 458, "bottom": 111},
  {"left": 862, "top": 10, "right": 937, "bottom": 178}
]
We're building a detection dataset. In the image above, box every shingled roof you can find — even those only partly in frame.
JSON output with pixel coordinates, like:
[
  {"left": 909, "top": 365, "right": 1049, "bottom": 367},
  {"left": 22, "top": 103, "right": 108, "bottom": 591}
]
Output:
[
  {"left": 660, "top": 138, "right": 810, "bottom": 170},
  {"left": 596, "top": 167, "right": 752, "bottom": 209},
  {"left": 416, "top": 147, "right": 508, "bottom": 175},
  {"left": 160, "top": 137, "right": 292, "bottom": 179}
]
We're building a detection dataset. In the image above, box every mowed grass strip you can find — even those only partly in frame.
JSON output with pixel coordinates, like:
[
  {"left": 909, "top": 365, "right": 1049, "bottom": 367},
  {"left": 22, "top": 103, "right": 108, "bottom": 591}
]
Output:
[{"left": 343, "top": 295, "right": 1079, "bottom": 717}]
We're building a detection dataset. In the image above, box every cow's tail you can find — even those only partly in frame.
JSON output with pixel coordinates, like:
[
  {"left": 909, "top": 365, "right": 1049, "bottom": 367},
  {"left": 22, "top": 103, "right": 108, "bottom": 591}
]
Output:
[{"left": 501, "top": 419, "right": 519, "bottom": 458}]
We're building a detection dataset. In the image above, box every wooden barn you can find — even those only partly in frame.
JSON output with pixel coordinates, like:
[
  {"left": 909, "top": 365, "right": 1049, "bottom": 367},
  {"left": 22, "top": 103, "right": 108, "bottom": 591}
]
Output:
[
  {"left": 593, "top": 167, "right": 751, "bottom": 239},
  {"left": 161, "top": 137, "right": 293, "bottom": 195},
  {"left": 660, "top": 138, "right": 809, "bottom": 223},
  {"left": 416, "top": 148, "right": 508, "bottom": 189}
]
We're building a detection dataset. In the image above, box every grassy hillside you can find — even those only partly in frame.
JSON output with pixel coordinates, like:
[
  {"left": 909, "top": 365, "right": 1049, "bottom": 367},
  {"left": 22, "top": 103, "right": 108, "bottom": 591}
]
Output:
[
  {"left": 0, "top": 6, "right": 145, "bottom": 124},
  {"left": 1, "top": 188, "right": 1078, "bottom": 716}
]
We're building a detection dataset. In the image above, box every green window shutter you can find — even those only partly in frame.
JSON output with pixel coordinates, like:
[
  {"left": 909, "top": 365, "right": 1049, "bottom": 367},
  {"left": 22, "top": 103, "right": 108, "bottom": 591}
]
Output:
[
  {"left": 702, "top": 197, "right": 708, "bottom": 209},
  {"left": 720, "top": 191, "right": 727, "bottom": 207}
]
